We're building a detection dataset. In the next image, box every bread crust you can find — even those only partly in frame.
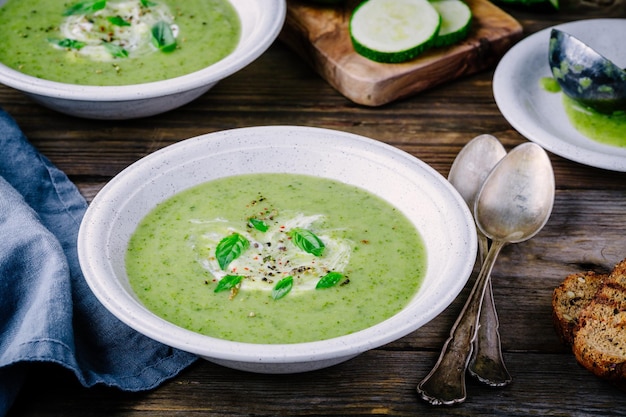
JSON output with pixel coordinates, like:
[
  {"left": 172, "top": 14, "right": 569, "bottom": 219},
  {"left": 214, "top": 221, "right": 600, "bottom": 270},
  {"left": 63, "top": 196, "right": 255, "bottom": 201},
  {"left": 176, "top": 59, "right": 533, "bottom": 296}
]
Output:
[
  {"left": 552, "top": 259, "right": 626, "bottom": 386},
  {"left": 572, "top": 259, "right": 626, "bottom": 382},
  {"left": 552, "top": 271, "right": 606, "bottom": 346}
]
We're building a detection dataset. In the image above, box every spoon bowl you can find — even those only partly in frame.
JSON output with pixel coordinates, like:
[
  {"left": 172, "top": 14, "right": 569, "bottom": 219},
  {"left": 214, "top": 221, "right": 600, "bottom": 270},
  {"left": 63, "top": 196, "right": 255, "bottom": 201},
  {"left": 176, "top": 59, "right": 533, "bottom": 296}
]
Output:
[
  {"left": 475, "top": 142, "right": 555, "bottom": 244},
  {"left": 548, "top": 28, "right": 626, "bottom": 114},
  {"left": 448, "top": 134, "right": 507, "bottom": 212}
]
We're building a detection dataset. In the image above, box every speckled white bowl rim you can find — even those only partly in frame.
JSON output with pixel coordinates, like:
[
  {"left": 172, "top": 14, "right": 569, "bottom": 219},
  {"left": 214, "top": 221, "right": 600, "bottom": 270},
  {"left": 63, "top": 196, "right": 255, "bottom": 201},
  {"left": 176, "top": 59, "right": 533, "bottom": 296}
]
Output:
[
  {"left": 78, "top": 126, "right": 477, "bottom": 368},
  {"left": 0, "top": 0, "right": 286, "bottom": 102}
]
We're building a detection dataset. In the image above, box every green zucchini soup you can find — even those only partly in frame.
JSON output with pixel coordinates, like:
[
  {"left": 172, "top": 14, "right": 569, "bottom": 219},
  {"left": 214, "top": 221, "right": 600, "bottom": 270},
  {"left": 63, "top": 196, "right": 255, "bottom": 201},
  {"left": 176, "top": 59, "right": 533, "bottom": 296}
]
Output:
[
  {"left": 0, "top": 0, "right": 240, "bottom": 85},
  {"left": 126, "top": 174, "right": 427, "bottom": 344}
]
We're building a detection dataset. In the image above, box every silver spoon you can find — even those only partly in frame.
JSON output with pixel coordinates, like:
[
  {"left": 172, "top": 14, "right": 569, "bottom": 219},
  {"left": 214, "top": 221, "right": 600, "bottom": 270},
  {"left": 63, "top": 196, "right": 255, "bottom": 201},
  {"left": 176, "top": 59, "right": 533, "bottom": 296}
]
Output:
[
  {"left": 448, "top": 134, "right": 511, "bottom": 387},
  {"left": 417, "top": 142, "right": 555, "bottom": 405},
  {"left": 549, "top": 28, "right": 626, "bottom": 114}
]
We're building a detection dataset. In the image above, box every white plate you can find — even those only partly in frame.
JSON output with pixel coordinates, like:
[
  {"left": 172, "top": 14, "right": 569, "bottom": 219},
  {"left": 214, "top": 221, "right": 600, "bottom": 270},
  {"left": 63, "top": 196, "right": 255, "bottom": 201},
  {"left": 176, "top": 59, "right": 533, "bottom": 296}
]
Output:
[
  {"left": 493, "top": 19, "right": 626, "bottom": 172},
  {"left": 78, "top": 126, "right": 477, "bottom": 373}
]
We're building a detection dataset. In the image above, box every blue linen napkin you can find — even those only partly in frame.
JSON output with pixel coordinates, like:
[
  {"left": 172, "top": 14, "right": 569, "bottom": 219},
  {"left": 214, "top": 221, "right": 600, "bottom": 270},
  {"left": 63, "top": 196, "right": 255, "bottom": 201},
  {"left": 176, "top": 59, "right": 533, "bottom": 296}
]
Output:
[{"left": 0, "top": 109, "right": 198, "bottom": 416}]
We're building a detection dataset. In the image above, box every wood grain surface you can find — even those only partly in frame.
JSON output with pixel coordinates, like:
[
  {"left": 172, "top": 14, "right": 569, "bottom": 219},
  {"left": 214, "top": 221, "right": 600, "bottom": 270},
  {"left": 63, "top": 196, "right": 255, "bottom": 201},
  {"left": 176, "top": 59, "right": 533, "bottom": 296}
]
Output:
[
  {"left": 280, "top": 0, "right": 523, "bottom": 105},
  {"left": 4, "top": 0, "right": 626, "bottom": 415}
]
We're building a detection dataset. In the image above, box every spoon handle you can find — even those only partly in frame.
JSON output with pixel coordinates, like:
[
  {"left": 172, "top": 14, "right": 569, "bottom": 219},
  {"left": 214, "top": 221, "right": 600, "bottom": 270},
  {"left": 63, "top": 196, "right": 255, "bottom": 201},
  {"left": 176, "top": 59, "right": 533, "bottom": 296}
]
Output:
[
  {"left": 468, "top": 234, "right": 512, "bottom": 386},
  {"left": 469, "top": 277, "right": 512, "bottom": 386},
  {"left": 416, "top": 240, "right": 505, "bottom": 405}
]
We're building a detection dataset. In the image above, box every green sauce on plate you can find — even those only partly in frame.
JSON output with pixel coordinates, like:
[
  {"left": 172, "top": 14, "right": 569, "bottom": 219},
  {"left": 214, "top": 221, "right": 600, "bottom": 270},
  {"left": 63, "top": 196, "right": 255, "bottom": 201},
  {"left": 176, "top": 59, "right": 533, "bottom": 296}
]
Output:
[
  {"left": 562, "top": 95, "right": 626, "bottom": 147},
  {"left": 541, "top": 77, "right": 626, "bottom": 147}
]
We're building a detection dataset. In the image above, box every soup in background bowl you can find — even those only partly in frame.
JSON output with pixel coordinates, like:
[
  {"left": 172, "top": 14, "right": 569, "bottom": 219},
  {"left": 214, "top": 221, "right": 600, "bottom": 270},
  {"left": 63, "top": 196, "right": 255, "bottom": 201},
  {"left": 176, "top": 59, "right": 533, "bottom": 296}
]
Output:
[
  {"left": 77, "top": 126, "right": 477, "bottom": 373},
  {"left": 0, "top": 0, "right": 286, "bottom": 119}
]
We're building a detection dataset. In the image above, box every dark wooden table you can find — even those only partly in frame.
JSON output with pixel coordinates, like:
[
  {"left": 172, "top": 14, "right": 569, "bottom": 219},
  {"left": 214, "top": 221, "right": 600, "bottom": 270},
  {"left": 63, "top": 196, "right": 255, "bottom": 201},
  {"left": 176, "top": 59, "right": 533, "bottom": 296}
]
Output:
[{"left": 5, "top": 1, "right": 626, "bottom": 415}]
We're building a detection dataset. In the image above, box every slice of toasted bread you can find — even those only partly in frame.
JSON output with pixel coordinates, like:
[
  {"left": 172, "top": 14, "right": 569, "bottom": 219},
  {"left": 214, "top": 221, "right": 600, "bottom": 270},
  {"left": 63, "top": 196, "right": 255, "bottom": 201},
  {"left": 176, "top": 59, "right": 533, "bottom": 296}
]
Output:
[
  {"left": 552, "top": 271, "right": 606, "bottom": 346},
  {"left": 573, "top": 259, "right": 626, "bottom": 382}
]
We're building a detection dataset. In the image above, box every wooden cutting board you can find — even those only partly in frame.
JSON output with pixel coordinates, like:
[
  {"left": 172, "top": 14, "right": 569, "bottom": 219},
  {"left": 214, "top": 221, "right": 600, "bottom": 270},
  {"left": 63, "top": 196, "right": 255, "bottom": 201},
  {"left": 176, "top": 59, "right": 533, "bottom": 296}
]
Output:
[{"left": 279, "top": 0, "right": 523, "bottom": 106}]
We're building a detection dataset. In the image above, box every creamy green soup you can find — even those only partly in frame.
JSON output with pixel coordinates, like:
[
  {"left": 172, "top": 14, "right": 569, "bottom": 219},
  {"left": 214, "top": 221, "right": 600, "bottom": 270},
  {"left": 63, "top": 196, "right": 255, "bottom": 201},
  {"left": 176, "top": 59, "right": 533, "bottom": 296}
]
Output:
[
  {"left": 126, "top": 174, "right": 426, "bottom": 344},
  {"left": 0, "top": 0, "right": 240, "bottom": 85}
]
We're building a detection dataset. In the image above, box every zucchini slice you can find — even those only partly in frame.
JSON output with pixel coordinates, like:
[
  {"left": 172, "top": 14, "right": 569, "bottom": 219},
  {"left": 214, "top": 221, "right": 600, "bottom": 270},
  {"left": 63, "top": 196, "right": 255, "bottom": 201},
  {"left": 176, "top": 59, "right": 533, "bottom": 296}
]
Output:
[
  {"left": 431, "top": 0, "right": 472, "bottom": 47},
  {"left": 350, "top": 0, "right": 441, "bottom": 63}
]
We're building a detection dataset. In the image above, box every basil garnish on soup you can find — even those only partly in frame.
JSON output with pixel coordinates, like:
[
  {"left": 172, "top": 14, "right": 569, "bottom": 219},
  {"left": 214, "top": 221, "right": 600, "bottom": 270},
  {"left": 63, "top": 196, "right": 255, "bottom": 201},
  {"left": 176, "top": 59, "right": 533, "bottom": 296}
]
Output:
[{"left": 54, "top": 0, "right": 180, "bottom": 60}]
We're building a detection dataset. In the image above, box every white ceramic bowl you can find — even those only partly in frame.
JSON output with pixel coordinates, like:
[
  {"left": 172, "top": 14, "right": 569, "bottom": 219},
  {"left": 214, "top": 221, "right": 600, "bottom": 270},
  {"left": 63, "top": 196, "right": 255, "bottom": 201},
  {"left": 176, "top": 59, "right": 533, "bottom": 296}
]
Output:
[
  {"left": 0, "top": 0, "right": 286, "bottom": 119},
  {"left": 78, "top": 126, "right": 477, "bottom": 373}
]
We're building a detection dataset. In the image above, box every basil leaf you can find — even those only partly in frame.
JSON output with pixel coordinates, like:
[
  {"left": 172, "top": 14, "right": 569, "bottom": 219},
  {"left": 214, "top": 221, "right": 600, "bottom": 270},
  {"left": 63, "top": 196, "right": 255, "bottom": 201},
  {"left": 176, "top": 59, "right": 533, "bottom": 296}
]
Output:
[
  {"left": 107, "top": 16, "right": 130, "bottom": 26},
  {"left": 141, "top": 0, "right": 158, "bottom": 6},
  {"left": 272, "top": 276, "right": 293, "bottom": 300},
  {"left": 103, "top": 42, "right": 128, "bottom": 58},
  {"left": 48, "top": 38, "right": 86, "bottom": 50},
  {"left": 248, "top": 217, "right": 269, "bottom": 232},
  {"left": 63, "top": 0, "right": 107, "bottom": 16},
  {"left": 316, "top": 272, "right": 344, "bottom": 289},
  {"left": 214, "top": 274, "right": 242, "bottom": 293},
  {"left": 288, "top": 228, "right": 325, "bottom": 256},
  {"left": 151, "top": 21, "right": 177, "bottom": 53},
  {"left": 215, "top": 232, "right": 249, "bottom": 271}
]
